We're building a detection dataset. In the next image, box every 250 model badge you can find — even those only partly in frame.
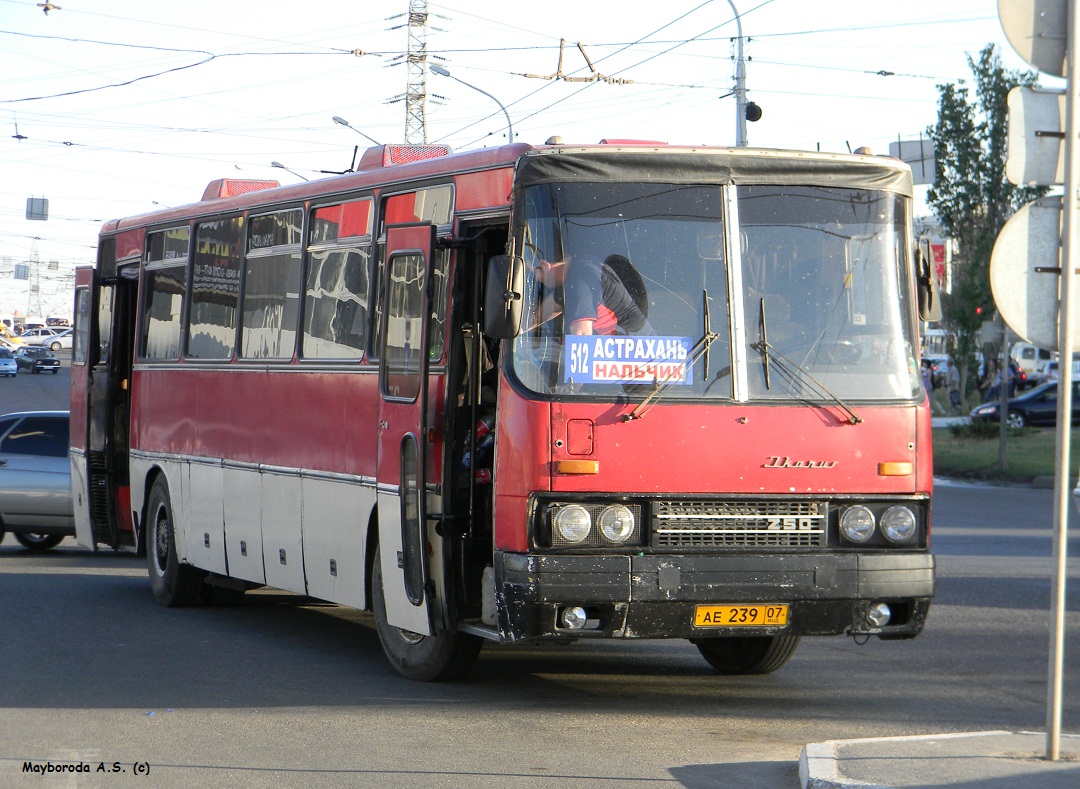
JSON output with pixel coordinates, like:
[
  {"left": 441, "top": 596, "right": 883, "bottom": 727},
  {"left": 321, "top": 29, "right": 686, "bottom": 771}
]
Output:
[{"left": 763, "top": 456, "right": 838, "bottom": 469}]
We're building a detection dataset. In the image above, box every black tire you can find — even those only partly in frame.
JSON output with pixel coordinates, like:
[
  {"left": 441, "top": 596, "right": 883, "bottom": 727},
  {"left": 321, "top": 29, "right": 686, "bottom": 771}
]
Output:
[
  {"left": 694, "top": 634, "right": 800, "bottom": 675},
  {"left": 13, "top": 532, "right": 64, "bottom": 551},
  {"left": 371, "top": 545, "right": 482, "bottom": 681},
  {"left": 52, "top": 369, "right": 58, "bottom": 374},
  {"left": 146, "top": 476, "right": 205, "bottom": 606}
]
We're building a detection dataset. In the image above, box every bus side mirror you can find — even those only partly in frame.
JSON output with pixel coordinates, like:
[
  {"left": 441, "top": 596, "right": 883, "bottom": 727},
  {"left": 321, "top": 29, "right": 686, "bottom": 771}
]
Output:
[
  {"left": 483, "top": 254, "right": 524, "bottom": 338},
  {"left": 916, "top": 240, "right": 942, "bottom": 322}
]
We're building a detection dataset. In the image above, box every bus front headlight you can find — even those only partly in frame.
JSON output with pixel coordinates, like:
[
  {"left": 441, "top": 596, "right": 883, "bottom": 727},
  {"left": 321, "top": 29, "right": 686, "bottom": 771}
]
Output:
[
  {"left": 880, "top": 505, "right": 917, "bottom": 543},
  {"left": 840, "top": 505, "right": 875, "bottom": 543},
  {"left": 598, "top": 505, "right": 636, "bottom": 543},
  {"left": 554, "top": 505, "right": 592, "bottom": 543}
]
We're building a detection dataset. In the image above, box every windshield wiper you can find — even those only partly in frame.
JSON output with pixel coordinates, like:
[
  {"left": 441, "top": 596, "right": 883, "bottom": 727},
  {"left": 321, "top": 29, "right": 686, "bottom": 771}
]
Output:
[
  {"left": 749, "top": 335, "right": 862, "bottom": 425},
  {"left": 621, "top": 330, "right": 720, "bottom": 421},
  {"left": 749, "top": 296, "right": 860, "bottom": 424},
  {"left": 756, "top": 298, "right": 771, "bottom": 390}
]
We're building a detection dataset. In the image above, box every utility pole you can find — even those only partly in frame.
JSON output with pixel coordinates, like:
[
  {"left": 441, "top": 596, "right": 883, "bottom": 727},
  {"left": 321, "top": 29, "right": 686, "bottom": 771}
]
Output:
[
  {"left": 404, "top": 0, "right": 429, "bottom": 144},
  {"left": 726, "top": 0, "right": 748, "bottom": 147}
]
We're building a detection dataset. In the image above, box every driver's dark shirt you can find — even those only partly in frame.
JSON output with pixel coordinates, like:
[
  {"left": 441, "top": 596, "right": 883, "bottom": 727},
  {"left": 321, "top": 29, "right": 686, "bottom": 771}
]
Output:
[{"left": 564, "top": 260, "right": 647, "bottom": 334}]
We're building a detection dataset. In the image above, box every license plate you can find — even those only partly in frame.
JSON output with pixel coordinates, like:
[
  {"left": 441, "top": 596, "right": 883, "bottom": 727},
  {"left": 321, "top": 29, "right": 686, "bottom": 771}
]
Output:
[{"left": 693, "top": 604, "right": 789, "bottom": 627}]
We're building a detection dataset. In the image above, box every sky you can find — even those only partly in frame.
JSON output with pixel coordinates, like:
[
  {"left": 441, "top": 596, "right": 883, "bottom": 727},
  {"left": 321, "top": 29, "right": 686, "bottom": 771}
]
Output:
[{"left": 0, "top": 0, "right": 1059, "bottom": 271}]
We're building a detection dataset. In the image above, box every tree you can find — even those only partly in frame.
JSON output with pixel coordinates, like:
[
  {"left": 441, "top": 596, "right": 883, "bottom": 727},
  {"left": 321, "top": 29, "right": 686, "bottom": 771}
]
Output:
[{"left": 926, "top": 44, "right": 1046, "bottom": 394}]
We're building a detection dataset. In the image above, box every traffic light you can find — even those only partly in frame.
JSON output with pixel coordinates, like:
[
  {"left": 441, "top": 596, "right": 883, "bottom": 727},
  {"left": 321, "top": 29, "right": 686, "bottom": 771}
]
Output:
[{"left": 745, "top": 101, "right": 762, "bottom": 122}]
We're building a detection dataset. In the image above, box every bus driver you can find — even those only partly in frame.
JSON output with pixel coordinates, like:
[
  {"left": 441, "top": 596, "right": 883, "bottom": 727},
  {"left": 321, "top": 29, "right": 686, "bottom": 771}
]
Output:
[{"left": 537, "top": 253, "right": 651, "bottom": 336}]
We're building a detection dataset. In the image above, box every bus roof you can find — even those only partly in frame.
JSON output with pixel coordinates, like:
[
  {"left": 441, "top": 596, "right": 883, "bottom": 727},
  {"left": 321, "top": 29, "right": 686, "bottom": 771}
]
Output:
[{"left": 100, "top": 141, "right": 913, "bottom": 234}]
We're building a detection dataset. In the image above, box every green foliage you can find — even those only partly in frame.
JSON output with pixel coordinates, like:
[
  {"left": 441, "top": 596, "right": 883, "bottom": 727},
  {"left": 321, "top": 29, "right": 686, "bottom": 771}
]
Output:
[{"left": 926, "top": 45, "right": 1047, "bottom": 389}]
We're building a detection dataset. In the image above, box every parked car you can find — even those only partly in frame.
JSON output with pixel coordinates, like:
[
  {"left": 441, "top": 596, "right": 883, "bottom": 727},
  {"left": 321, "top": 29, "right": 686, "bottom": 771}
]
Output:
[
  {"left": 0, "top": 411, "right": 74, "bottom": 551},
  {"left": 42, "top": 328, "right": 72, "bottom": 351},
  {"left": 18, "top": 327, "right": 64, "bottom": 345},
  {"left": 14, "top": 346, "right": 60, "bottom": 374},
  {"left": 970, "top": 381, "right": 1080, "bottom": 429},
  {"left": 0, "top": 347, "right": 16, "bottom": 378},
  {"left": 1032, "top": 358, "right": 1080, "bottom": 386},
  {"left": 1011, "top": 342, "right": 1055, "bottom": 377}
]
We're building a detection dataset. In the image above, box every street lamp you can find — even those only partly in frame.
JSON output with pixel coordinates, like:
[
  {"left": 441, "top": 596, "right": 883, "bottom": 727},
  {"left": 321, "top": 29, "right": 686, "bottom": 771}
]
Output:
[
  {"left": 332, "top": 116, "right": 382, "bottom": 146},
  {"left": 270, "top": 161, "right": 308, "bottom": 182},
  {"left": 429, "top": 64, "right": 513, "bottom": 144}
]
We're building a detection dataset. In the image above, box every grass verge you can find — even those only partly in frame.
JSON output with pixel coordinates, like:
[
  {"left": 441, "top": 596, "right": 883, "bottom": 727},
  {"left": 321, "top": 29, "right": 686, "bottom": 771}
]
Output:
[{"left": 933, "top": 421, "right": 1080, "bottom": 482}]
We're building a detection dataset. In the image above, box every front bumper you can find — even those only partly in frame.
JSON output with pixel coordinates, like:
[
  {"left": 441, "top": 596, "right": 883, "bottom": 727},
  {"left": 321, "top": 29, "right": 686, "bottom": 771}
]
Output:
[{"left": 494, "top": 551, "right": 934, "bottom": 641}]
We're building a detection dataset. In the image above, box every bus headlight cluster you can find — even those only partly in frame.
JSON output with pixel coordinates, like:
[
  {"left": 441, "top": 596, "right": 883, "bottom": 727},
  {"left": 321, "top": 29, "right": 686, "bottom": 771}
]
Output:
[
  {"left": 551, "top": 503, "right": 640, "bottom": 547},
  {"left": 839, "top": 504, "right": 918, "bottom": 544}
]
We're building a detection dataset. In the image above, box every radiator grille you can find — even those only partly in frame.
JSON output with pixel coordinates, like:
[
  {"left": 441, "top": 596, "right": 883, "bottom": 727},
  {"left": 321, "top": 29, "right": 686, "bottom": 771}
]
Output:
[{"left": 651, "top": 499, "right": 827, "bottom": 548}]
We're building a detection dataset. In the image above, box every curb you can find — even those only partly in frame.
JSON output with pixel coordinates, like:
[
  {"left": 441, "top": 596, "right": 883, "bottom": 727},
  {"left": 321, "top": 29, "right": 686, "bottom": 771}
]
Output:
[
  {"left": 799, "top": 741, "right": 891, "bottom": 788},
  {"left": 799, "top": 730, "right": 1077, "bottom": 789}
]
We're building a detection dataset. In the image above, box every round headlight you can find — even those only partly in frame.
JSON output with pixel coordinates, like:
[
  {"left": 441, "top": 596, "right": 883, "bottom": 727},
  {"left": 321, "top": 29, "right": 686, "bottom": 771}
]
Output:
[
  {"left": 554, "top": 505, "right": 591, "bottom": 543},
  {"left": 880, "top": 505, "right": 917, "bottom": 543},
  {"left": 598, "top": 505, "right": 635, "bottom": 543},
  {"left": 840, "top": 505, "right": 875, "bottom": 543}
]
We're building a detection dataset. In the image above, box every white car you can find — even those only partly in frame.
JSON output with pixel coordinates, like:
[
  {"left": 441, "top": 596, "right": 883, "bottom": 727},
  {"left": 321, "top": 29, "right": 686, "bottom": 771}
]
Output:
[
  {"left": 22, "top": 327, "right": 71, "bottom": 350},
  {"left": 0, "top": 347, "right": 16, "bottom": 378}
]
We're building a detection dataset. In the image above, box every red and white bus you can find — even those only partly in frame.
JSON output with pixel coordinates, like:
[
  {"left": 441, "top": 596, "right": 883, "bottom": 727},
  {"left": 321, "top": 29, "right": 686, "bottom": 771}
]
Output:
[{"left": 70, "top": 140, "right": 938, "bottom": 680}]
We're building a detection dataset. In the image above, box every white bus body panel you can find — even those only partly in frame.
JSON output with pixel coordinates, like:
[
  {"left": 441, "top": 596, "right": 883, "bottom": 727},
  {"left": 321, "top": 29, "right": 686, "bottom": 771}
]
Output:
[
  {"left": 301, "top": 476, "right": 372, "bottom": 609},
  {"left": 70, "top": 451, "right": 94, "bottom": 549},
  {"left": 183, "top": 461, "right": 228, "bottom": 575},
  {"left": 260, "top": 471, "right": 305, "bottom": 594},
  {"left": 223, "top": 465, "right": 266, "bottom": 585}
]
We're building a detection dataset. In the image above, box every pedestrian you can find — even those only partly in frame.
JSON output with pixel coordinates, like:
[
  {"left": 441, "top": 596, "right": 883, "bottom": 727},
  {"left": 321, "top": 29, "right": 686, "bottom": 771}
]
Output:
[
  {"left": 923, "top": 359, "right": 945, "bottom": 415},
  {"left": 946, "top": 359, "right": 961, "bottom": 415}
]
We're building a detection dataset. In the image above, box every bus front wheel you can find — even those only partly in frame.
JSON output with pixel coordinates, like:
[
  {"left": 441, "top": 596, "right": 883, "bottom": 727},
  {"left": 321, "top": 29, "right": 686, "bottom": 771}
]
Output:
[
  {"left": 146, "top": 476, "right": 204, "bottom": 607},
  {"left": 371, "top": 545, "right": 482, "bottom": 681},
  {"left": 693, "top": 634, "right": 800, "bottom": 675}
]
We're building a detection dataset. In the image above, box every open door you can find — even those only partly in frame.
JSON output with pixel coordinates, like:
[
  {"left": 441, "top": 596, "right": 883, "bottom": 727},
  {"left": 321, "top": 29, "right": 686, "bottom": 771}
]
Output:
[
  {"left": 70, "top": 245, "right": 138, "bottom": 551},
  {"left": 376, "top": 223, "right": 437, "bottom": 635}
]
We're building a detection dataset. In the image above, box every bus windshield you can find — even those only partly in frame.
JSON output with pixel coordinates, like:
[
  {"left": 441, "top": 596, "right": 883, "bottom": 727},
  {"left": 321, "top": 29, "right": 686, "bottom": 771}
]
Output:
[{"left": 511, "top": 181, "right": 920, "bottom": 403}]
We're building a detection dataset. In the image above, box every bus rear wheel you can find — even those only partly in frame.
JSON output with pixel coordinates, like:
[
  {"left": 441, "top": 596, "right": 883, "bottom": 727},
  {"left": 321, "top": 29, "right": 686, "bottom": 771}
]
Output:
[
  {"left": 693, "top": 634, "right": 800, "bottom": 675},
  {"left": 371, "top": 545, "right": 482, "bottom": 681},
  {"left": 146, "top": 476, "right": 204, "bottom": 607}
]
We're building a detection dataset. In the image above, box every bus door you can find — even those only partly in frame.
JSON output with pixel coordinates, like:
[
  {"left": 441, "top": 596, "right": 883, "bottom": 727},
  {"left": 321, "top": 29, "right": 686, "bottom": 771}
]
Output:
[
  {"left": 376, "top": 224, "right": 438, "bottom": 635},
  {"left": 77, "top": 259, "right": 138, "bottom": 550}
]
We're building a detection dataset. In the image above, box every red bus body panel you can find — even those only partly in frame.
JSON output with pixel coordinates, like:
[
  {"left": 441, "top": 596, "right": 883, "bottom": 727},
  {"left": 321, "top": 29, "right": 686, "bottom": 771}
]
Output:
[
  {"left": 130, "top": 368, "right": 380, "bottom": 476},
  {"left": 493, "top": 376, "right": 931, "bottom": 553}
]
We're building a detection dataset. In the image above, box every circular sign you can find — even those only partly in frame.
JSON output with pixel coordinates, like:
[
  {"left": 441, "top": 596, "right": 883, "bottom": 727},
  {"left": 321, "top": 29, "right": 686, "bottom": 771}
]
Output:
[
  {"left": 990, "top": 196, "right": 1072, "bottom": 350},
  {"left": 998, "top": 0, "right": 1067, "bottom": 77}
]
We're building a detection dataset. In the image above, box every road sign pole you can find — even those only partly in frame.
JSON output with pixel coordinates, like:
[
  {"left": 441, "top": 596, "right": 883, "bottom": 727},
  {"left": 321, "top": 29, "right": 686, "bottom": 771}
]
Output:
[{"left": 1047, "top": 0, "right": 1079, "bottom": 762}]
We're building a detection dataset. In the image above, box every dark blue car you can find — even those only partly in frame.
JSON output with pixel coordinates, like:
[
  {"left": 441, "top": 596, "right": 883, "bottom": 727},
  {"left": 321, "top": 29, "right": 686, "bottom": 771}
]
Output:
[{"left": 970, "top": 381, "right": 1080, "bottom": 429}]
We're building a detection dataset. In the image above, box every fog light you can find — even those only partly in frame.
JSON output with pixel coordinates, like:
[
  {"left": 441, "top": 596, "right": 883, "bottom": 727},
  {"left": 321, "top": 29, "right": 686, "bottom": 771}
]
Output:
[
  {"left": 560, "top": 606, "right": 587, "bottom": 630},
  {"left": 866, "top": 602, "right": 892, "bottom": 628}
]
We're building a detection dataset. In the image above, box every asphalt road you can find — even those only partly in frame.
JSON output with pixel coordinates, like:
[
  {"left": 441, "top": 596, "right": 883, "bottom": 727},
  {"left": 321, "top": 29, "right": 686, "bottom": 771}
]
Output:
[
  {"left": 1, "top": 364, "right": 1078, "bottom": 788},
  {"left": 0, "top": 347, "right": 71, "bottom": 414}
]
